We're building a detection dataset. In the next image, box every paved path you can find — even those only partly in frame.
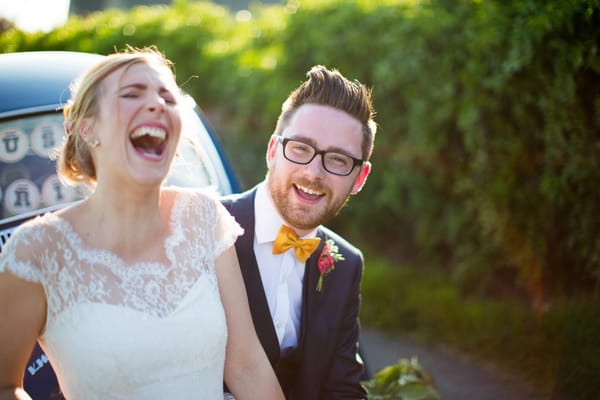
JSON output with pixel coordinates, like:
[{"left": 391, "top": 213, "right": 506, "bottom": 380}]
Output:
[{"left": 361, "top": 327, "right": 553, "bottom": 400}]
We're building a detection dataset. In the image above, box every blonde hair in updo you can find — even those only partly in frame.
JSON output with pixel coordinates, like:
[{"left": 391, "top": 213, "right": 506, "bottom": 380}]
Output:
[{"left": 57, "top": 46, "right": 175, "bottom": 186}]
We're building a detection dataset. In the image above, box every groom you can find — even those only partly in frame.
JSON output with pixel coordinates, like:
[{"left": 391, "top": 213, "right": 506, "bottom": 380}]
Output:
[{"left": 222, "top": 65, "right": 377, "bottom": 399}]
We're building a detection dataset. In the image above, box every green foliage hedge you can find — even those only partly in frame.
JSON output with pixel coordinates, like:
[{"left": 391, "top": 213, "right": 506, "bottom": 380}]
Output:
[{"left": 2, "top": 0, "right": 599, "bottom": 300}]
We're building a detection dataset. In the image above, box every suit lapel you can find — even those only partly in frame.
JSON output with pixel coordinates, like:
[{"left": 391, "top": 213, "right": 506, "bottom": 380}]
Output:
[
  {"left": 227, "top": 190, "right": 280, "bottom": 365},
  {"left": 298, "top": 229, "right": 328, "bottom": 349}
]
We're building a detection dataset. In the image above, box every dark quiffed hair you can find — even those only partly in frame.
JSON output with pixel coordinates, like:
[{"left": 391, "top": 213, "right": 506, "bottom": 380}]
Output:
[{"left": 273, "top": 65, "right": 377, "bottom": 161}]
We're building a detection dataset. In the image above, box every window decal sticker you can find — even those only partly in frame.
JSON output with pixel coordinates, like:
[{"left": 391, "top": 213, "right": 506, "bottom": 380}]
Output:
[{"left": 0, "top": 128, "right": 29, "bottom": 163}]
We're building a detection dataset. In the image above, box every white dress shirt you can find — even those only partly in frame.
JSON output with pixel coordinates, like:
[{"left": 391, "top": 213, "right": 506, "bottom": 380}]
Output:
[{"left": 253, "top": 183, "right": 319, "bottom": 354}]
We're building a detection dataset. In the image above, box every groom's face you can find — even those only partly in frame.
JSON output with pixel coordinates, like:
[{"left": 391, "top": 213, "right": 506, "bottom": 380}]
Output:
[{"left": 266, "top": 103, "right": 370, "bottom": 236}]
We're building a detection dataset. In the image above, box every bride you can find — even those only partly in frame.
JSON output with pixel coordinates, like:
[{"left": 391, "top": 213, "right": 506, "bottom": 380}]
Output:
[{"left": 0, "top": 47, "right": 284, "bottom": 400}]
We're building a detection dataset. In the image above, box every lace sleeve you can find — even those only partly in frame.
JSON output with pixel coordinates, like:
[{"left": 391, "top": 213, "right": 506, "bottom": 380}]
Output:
[
  {"left": 214, "top": 199, "right": 244, "bottom": 258},
  {"left": 0, "top": 220, "right": 43, "bottom": 283},
  {"left": 177, "top": 189, "right": 243, "bottom": 262}
]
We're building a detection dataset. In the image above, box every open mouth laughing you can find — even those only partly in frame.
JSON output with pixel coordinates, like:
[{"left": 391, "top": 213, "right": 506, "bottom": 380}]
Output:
[
  {"left": 130, "top": 126, "right": 167, "bottom": 159},
  {"left": 294, "top": 183, "right": 325, "bottom": 201}
]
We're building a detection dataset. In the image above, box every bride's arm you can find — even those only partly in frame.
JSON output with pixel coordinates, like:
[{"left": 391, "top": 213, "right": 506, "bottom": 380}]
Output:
[
  {"left": 0, "top": 272, "right": 45, "bottom": 400},
  {"left": 216, "top": 246, "right": 285, "bottom": 400},
  {"left": 0, "top": 389, "right": 31, "bottom": 400}
]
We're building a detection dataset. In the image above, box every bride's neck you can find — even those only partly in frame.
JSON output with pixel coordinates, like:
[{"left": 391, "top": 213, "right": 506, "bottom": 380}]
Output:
[{"left": 63, "top": 189, "right": 175, "bottom": 263}]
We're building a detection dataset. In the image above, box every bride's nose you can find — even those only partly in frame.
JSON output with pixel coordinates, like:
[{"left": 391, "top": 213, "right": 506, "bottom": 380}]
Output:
[{"left": 147, "top": 93, "right": 166, "bottom": 113}]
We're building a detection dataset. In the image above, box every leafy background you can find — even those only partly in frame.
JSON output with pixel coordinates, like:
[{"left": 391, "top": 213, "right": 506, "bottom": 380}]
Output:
[{"left": 2, "top": 0, "right": 599, "bottom": 398}]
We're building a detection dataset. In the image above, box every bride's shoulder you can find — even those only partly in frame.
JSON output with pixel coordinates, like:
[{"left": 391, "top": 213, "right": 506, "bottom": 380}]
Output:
[
  {"left": 11, "top": 209, "right": 63, "bottom": 237},
  {"left": 3, "top": 211, "right": 65, "bottom": 260},
  {"left": 165, "top": 187, "right": 222, "bottom": 215}
]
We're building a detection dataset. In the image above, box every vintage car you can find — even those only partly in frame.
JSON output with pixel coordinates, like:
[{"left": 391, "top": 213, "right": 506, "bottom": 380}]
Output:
[{"left": 0, "top": 50, "right": 240, "bottom": 399}]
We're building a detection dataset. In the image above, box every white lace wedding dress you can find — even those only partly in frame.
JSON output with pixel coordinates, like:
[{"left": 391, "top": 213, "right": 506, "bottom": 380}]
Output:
[{"left": 0, "top": 189, "right": 242, "bottom": 399}]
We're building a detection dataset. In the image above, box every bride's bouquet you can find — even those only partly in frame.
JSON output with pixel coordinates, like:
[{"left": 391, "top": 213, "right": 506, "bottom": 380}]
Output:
[{"left": 362, "top": 357, "right": 441, "bottom": 400}]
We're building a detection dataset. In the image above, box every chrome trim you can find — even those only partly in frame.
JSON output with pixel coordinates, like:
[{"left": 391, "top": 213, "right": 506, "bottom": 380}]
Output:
[{"left": 0, "top": 104, "right": 63, "bottom": 120}]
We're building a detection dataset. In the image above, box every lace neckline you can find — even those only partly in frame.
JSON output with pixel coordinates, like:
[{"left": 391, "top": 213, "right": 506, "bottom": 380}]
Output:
[{"left": 47, "top": 190, "right": 188, "bottom": 271}]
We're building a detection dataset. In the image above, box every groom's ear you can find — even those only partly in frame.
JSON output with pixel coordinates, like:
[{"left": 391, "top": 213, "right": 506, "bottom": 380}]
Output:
[
  {"left": 266, "top": 135, "right": 278, "bottom": 167},
  {"left": 350, "top": 161, "right": 371, "bottom": 195}
]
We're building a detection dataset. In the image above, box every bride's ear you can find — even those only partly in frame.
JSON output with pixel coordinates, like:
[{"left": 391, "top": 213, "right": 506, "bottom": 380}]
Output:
[
  {"left": 79, "top": 118, "right": 91, "bottom": 139},
  {"left": 79, "top": 118, "right": 98, "bottom": 145}
]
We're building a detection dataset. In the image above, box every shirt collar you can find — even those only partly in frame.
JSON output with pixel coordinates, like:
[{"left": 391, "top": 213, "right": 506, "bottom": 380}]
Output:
[{"left": 255, "top": 182, "right": 318, "bottom": 245}]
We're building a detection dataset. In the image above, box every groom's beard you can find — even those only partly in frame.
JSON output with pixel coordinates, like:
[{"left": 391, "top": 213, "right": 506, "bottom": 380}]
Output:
[{"left": 267, "top": 173, "right": 352, "bottom": 231}]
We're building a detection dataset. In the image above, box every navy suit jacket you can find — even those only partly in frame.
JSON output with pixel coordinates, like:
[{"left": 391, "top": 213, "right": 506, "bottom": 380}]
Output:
[{"left": 222, "top": 187, "right": 367, "bottom": 400}]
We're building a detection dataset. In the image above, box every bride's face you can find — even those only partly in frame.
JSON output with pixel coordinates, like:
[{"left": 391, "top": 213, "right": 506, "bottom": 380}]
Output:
[{"left": 86, "top": 61, "right": 183, "bottom": 187}]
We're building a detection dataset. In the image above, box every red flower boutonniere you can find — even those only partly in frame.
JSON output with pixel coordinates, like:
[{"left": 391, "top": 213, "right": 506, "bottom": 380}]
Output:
[{"left": 316, "top": 237, "right": 345, "bottom": 292}]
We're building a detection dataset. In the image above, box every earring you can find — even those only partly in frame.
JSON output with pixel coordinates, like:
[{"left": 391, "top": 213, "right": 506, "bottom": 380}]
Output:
[{"left": 89, "top": 139, "right": 100, "bottom": 148}]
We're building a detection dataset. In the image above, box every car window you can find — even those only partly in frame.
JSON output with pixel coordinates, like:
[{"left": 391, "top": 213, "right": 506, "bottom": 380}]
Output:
[
  {"left": 0, "top": 100, "right": 222, "bottom": 221},
  {"left": 0, "top": 112, "right": 81, "bottom": 220},
  {"left": 163, "top": 94, "right": 218, "bottom": 191}
]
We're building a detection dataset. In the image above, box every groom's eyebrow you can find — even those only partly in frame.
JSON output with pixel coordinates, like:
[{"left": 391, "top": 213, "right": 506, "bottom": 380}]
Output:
[{"left": 289, "top": 134, "right": 361, "bottom": 159}]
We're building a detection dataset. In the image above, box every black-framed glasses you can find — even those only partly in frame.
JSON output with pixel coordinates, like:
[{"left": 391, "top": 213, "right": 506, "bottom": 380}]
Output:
[{"left": 274, "top": 136, "right": 364, "bottom": 176}]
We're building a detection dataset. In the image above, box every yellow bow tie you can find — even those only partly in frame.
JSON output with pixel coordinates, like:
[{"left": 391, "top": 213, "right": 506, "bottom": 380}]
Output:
[{"left": 272, "top": 225, "right": 321, "bottom": 263}]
